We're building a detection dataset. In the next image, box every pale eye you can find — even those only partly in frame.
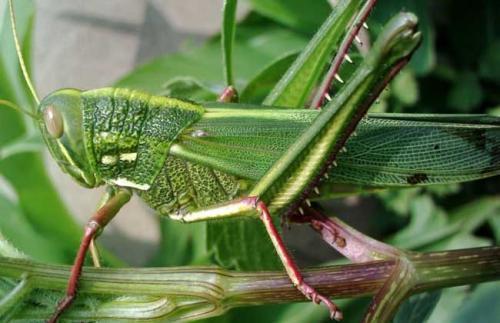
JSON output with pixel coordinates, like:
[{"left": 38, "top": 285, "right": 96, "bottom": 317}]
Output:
[{"left": 43, "top": 105, "right": 64, "bottom": 138}]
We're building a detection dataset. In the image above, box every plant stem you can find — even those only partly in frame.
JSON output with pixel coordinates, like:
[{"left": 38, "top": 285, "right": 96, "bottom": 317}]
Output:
[{"left": 0, "top": 246, "right": 498, "bottom": 321}]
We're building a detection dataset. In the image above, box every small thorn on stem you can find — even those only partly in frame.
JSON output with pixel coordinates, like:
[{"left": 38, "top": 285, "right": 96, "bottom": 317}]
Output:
[
  {"left": 352, "top": 131, "right": 357, "bottom": 137},
  {"left": 336, "top": 236, "right": 347, "bottom": 248},
  {"left": 345, "top": 54, "right": 353, "bottom": 64},
  {"left": 332, "top": 161, "right": 338, "bottom": 167},
  {"left": 355, "top": 35, "right": 363, "bottom": 45},
  {"left": 305, "top": 199, "right": 312, "bottom": 207},
  {"left": 334, "top": 74, "right": 344, "bottom": 84},
  {"left": 363, "top": 22, "right": 369, "bottom": 30},
  {"left": 218, "top": 86, "right": 239, "bottom": 103},
  {"left": 341, "top": 147, "right": 347, "bottom": 153},
  {"left": 324, "top": 173, "right": 329, "bottom": 179},
  {"left": 314, "top": 187, "right": 320, "bottom": 195},
  {"left": 324, "top": 93, "right": 332, "bottom": 102},
  {"left": 299, "top": 207, "right": 305, "bottom": 215}
]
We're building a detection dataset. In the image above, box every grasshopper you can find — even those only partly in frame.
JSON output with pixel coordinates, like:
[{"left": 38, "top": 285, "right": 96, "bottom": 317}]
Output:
[{"left": 3, "top": 0, "right": 500, "bottom": 321}]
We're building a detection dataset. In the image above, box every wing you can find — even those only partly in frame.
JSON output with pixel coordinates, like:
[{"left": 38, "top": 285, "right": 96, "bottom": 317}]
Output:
[
  {"left": 330, "top": 114, "right": 500, "bottom": 187},
  {"left": 171, "top": 108, "right": 500, "bottom": 189}
]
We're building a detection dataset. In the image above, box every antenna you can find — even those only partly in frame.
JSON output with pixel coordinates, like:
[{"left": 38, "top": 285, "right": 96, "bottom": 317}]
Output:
[
  {"left": 0, "top": 99, "right": 38, "bottom": 119},
  {"left": 8, "top": 0, "right": 40, "bottom": 105}
]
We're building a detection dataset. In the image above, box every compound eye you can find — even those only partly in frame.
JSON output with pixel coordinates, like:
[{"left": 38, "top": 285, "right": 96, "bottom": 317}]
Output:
[{"left": 43, "top": 105, "right": 64, "bottom": 138}]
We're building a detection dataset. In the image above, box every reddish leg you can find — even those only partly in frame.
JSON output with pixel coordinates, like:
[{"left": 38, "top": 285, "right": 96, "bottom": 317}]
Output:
[
  {"left": 168, "top": 197, "right": 343, "bottom": 320},
  {"left": 48, "top": 188, "right": 131, "bottom": 323},
  {"left": 255, "top": 200, "right": 343, "bottom": 321},
  {"left": 217, "top": 85, "right": 239, "bottom": 102}
]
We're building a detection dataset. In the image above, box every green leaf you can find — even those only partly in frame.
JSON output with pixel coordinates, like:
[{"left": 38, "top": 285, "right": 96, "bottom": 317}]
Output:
[
  {"left": 248, "top": 0, "right": 331, "bottom": 34},
  {"left": 263, "top": 0, "right": 365, "bottom": 107},
  {"left": 388, "top": 196, "right": 450, "bottom": 250},
  {"left": 448, "top": 197, "right": 500, "bottom": 233},
  {"left": 161, "top": 77, "right": 218, "bottom": 102},
  {"left": 391, "top": 68, "right": 419, "bottom": 106},
  {"left": 273, "top": 302, "right": 330, "bottom": 323},
  {"left": 388, "top": 197, "right": 500, "bottom": 250},
  {"left": 428, "top": 284, "right": 500, "bottom": 323},
  {"left": 378, "top": 188, "right": 421, "bottom": 217},
  {"left": 394, "top": 291, "right": 441, "bottom": 323},
  {"left": 406, "top": 0, "right": 435, "bottom": 75},
  {"left": 148, "top": 219, "right": 208, "bottom": 267},
  {"left": 427, "top": 286, "right": 468, "bottom": 323},
  {"left": 448, "top": 72, "right": 484, "bottom": 112},
  {"left": 207, "top": 218, "right": 281, "bottom": 270},
  {"left": 222, "top": 0, "right": 238, "bottom": 86},
  {"left": 428, "top": 232, "right": 491, "bottom": 252},
  {"left": 0, "top": 133, "right": 42, "bottom": 160},
  {"left": 240, "top": 52, "right": 298, "bottom": 104},
  {"left": 479, "top": 40, "right": 500, "bottom": 84},
  {"left": 117, "top": 25, "right": 307, "bottom": 95},
  {"left": 449, "top": 282, "right": 500, "bottom": 323},
  {"left": 0, "top": 234, "right": 26, "bottom": 259},
  {"left": 0, "top": 194, "right": 67, "bottom": 263}
]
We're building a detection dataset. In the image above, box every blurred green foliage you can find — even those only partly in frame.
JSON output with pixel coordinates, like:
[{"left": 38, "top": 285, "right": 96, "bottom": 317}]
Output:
[{"left": 0, "top": 0, "right": 498, "bottom": 322}]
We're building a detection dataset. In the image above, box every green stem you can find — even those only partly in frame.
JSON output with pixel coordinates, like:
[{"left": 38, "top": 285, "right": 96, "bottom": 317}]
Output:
[
  {"left": 362, "top": 247, "right": 500, "bottom": 322},
  {"left": 0, "top": 274, "right": 32, "bottom": 319},
  {"left": 0, "top": 246, "right": 497, "bottom": 321}
]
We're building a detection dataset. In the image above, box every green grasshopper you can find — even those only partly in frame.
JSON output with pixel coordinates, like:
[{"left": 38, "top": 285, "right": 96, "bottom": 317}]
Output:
[{"left": 3, "top": 0, "right": 500, "bottom": 321}]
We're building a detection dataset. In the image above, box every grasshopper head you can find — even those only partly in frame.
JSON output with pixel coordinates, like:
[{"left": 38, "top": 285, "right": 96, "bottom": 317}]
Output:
[{"left": 38, "top": 89, "right": 99, "bottom": 188}]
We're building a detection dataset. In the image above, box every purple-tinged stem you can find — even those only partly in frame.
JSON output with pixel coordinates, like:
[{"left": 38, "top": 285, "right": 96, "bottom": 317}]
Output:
[
  {"left": 304, "top": 208, "right": 400, "bottom": 262},
  {"left": 0, "top": 246, "right": 498, "bottom": 321}
]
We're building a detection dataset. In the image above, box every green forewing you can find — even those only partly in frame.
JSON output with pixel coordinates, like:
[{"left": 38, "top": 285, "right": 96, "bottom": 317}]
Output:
[
  {"left": 172, "top": 109, "right": 500, "bottom": 189},
  {"left": 329, "top": 114, "right": 500, "bottom": 186}
]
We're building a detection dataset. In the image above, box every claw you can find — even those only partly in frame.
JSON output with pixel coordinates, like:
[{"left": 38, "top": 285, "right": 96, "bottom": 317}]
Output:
[{"left": 297, "top": 282, "right": 342, "bottom": 321}]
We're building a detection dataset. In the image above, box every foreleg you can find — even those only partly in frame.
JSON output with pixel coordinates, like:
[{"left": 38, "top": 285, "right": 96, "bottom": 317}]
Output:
[{"left": 48, "top": 187, "right": 131, "bottom": 323}]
